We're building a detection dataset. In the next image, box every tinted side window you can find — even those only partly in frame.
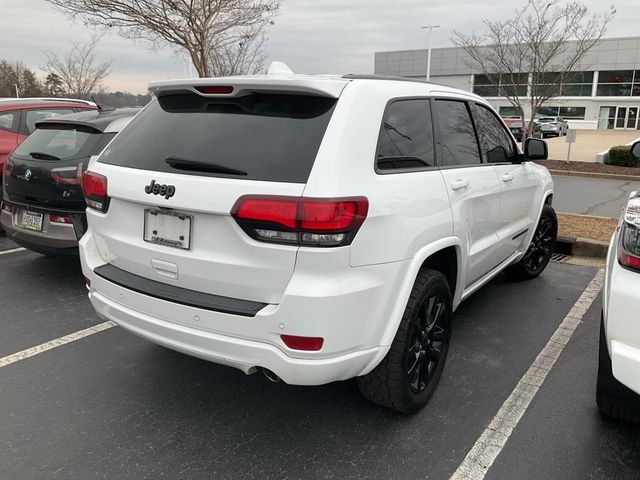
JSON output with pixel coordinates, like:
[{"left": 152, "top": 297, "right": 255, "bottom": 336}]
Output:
[
  {"left": 25, "top": 109, "right": 74, "bottom": 134},
  {"left": 434, "top": 100, "right": 481, "bottom": 166},
  {"left": 376, "top": 99, "right": 435, "bottom": 171},
  {"left": 474, "top": 104, "right": 516, "bottom": 163},
  {"left": 0, "top": 111, "right": 18, "bottom": 132}
]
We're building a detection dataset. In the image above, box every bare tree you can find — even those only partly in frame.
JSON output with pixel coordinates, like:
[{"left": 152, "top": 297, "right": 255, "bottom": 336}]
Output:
[
  {"left": 208, "top": 26, "right": 268, "bottom": 76},
  {"left": 44, "top": 36, "right": 112, "bottom": 99},
  {"left": 44, "top": 0, "right": 280, "bottom": 78},
  {"left": 454, "top": 0, "right": 615, "bottom": 137}
]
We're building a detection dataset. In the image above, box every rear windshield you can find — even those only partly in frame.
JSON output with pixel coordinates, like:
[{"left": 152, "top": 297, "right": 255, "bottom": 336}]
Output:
[
  {"left": 98, "top": 93, "right": 337, "bottom": 183},
  {"left": 12, "top": 125, "right": 103, "bottom": 161}
]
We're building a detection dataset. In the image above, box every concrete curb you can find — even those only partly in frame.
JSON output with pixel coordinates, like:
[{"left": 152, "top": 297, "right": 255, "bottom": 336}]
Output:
[
  {"left": 555, "top": 234, "right": 609, "bottom": 259},
  {"left": 548, "top": 169, "right": 640, "bottom": 182}
]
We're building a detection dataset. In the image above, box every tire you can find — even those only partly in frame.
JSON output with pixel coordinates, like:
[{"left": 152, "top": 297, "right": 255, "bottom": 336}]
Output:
[
  {"left": 507, "top": 204, "right": 557, "bottom": 280},
  {"left": 357, "top": 269, "right": 452, "bottom": 413},
  {"left": 597, "top": 314, "right": 640, "bottom": 423}
]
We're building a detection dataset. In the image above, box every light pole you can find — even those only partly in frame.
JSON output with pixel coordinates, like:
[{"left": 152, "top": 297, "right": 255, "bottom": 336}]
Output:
[{"left": 421, "top": 25, "right": 440, "bottom": 81}]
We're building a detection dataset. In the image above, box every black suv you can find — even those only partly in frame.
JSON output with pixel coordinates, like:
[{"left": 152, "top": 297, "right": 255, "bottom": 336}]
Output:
[{"left": 1, "top": 108, "right": 140, "bottom": 255}]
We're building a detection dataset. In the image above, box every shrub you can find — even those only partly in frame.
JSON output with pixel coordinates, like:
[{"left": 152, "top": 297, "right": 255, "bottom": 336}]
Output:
[{"left": 606, "top": 145, "right": 640, "bottom": 167}]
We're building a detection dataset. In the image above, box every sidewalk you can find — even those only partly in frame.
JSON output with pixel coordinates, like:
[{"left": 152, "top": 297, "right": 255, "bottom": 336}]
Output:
[{"left": 546, "top": 129, "right": 640, "bottom": 163}]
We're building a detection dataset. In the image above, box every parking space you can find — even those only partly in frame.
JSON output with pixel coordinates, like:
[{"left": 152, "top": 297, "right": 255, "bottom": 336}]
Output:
[{"left": 2, "top": 247, "right": 637, "bottom": 479}]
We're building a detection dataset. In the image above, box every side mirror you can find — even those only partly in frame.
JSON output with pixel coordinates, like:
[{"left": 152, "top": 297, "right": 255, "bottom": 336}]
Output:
[
  {"left": 523, "top": 138, "right": 548, "bottom": 161},
  {"left": 631, "top": 141, "right": 640, "bottom": 159}
]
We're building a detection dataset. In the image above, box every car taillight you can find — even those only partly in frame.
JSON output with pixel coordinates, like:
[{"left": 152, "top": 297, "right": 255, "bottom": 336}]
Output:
[
  {"left": 81, "top": 171, "right": 109, "bottom": 212},
  {"left": 49, "top": 214, "right": 73, "bottom": 224},
  {"left": 618, "top": 223, "right": 640, "bottom": 272},
  {"left": 1, "top": 201, "right": 12, "bottom": 213},
  {"left": 231, "top": 195, "right": 368, "bottom": 247},
  {"left": 52, "top": 164, "right": 83, "bottom": 185}
]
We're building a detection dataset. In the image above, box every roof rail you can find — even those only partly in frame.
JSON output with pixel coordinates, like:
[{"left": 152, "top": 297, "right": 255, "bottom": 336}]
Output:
[{"left": 341, "top": 74, "right": 444, "bottom": 87}]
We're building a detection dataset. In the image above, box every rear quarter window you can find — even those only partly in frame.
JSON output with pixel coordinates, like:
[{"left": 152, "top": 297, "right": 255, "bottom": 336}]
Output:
[{"left": 98, "top": 93, "right": 337, "bottom": 183}]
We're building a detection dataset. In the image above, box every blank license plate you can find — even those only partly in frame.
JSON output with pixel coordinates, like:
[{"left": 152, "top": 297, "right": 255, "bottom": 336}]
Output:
[
  {"left": 143, "top": 209, "right": 191, "bottom": 250},
  {"left": 20, "top": 210, "right": 43, "bottom": 231}
]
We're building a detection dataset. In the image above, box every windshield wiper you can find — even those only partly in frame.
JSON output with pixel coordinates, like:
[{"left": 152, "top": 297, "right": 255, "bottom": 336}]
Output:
[
  {"left": 29, "top": 151, "right": 61, "bottom": 160},
  {"left": 165, "top": 156, "right": 247, "bottom": 176}
]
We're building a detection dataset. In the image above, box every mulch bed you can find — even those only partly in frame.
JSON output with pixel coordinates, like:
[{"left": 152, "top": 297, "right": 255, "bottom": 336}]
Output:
[
  {"left": 557, "top": 213, "right": 618, "bottom": 243},
  {"left": 535, "top": 160, "right": 640, "bottom": 176}
]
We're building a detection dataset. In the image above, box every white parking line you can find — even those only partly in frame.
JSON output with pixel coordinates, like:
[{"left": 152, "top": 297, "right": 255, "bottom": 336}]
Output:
[
  {"left": 0, "top": 321, "right": 116, "bottom": 368},
  {"left": 0, "top": 247, "right": 26, "bottom": 255},
  {"left": 450, "top": 269, "right": 604, "bottom": 480}
]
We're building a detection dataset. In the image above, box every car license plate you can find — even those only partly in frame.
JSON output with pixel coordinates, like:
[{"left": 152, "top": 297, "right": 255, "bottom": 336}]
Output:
[
  {"left": 20, "top": 210, "right": 43, "bottom": 231},
  {"left": 143, "top": 209, "right": 191, "bottom": 250}
]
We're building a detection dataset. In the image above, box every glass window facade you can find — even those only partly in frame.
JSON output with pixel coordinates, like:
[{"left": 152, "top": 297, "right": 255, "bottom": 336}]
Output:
[
  {"left": 596, "top": 70, "right": 640, "bottom": 97},
  {"left": 537, "top": 106, "right": 586, "bottom": 120},
  {"left": 473, "top": 74, "right": 527, "bottom": 97}
]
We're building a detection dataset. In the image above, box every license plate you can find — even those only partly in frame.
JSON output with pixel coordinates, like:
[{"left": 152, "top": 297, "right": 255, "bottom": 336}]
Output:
[
  {"left": 20, "top": 210, "right": 43, "bottom": 231},
  {"left": 143, "top": 209, "right": 192, "bottom": 250}
]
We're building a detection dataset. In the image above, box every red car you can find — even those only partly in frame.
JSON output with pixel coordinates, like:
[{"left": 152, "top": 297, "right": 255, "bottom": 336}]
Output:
[{"left": 0, "top": 98, "right": 97, "bottom": 203}]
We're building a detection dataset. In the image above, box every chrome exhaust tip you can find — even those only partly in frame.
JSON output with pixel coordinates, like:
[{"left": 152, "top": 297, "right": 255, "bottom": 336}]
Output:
[{"left": 261, "top": 368, "right": 281, "bottom": 383}]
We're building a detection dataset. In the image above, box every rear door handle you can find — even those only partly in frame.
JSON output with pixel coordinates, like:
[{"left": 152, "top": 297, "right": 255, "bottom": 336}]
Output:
[
  {"left": 450, "top": 179, "right": 469, "bottom": 191},
  {"left": 501, "top": 174, "right": 513, "bottom": 183}
]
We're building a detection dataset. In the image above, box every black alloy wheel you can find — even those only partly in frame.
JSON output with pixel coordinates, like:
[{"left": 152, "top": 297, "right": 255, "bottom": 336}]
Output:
[
  {"left": 507, "top": 204, "right": 558, "bottom": 280},
  {"left": 357, "top": 269, "right": 452, "bottom": 413},
  {"left": 406, "top": 294, "right": 447, "bottom": 394}
]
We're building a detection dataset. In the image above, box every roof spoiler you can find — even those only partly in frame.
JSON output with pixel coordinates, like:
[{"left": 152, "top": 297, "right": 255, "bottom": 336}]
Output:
[{"left": 149, "top": 62, "right": 348, "bottom": 99}]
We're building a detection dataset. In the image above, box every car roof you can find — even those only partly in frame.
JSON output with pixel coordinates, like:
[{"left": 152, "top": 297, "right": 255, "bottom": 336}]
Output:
[
  {"left": 0, "top": 97, "right": 96, "bottom": 111},
  {"left": 35, "top": 107, "right": 142, "bottom": 133}
]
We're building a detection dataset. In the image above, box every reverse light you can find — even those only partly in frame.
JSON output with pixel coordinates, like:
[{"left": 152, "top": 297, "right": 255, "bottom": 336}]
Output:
[
  {"left": 231, "top": 195, "right": 368, "bottom": 247},
  {"left": 195, "top": 85, "right": 234, "bottom": 94},
  {"left": 81, "top": 171, "right": 110, "bottom": 212},
  {"left": 280, "top": 334, "right": 324, "bottom": 351}
]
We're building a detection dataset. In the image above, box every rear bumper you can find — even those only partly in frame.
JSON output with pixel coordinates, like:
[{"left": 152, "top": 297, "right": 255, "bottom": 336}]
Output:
[
  {"left": 604, "top": 256, "right": 640, "bottom": 394},
  {"left": 1, "top": 207, "right": 83, "bottom": 253},
  {"left": 610, "top": 340, "right": 640, "bottom": 395},
  {"left": 89, "top": 290, "right": 381, "bottom": 385},
  {"left": 80, "top": 230, "right": 408, "bottom": 385}
]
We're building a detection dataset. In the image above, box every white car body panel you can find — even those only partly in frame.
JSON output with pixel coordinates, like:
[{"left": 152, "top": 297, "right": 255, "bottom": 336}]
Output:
[
  {"left": 80, "top": 74, "right": 554, "bottom": 385},
  {"left": 603, "top": 196, "right": 640, "bottom": 395}
]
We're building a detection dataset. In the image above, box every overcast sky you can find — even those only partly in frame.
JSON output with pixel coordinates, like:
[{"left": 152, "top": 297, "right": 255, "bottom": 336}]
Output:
[{"left": 2, "top": 0, "right": 637, "bottom": 94}]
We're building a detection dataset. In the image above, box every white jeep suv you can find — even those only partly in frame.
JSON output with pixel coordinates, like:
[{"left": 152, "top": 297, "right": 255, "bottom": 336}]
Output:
[{"left": 80, "top": 66, "right": 556, "bottom": 413}]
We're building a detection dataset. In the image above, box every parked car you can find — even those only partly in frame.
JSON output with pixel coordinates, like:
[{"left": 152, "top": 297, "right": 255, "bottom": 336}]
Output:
[
  {"left": 597, "top": 140, "right": 640, "bottom": 423},
  {"left": 1, "top": 108, "right": 140, "bottom": 255},
  {"left": 79, "top": 66, "right": 556, "bottom": 413},
  {"left": 509, "top": 121, "right": 543, "bottom": 141},
  {"left": 0, "top": 98, "right": 97, "bottom": 203},
  {"left": 537, "top": 116, "right": 569, "bottom": 137}
]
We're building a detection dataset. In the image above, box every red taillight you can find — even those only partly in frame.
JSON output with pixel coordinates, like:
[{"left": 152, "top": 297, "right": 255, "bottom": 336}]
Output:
[
  {"left": 231, "top": 195, "right": 369, "bottom": 247},
  {"left": 81, "top": 171, "right": 109, "bottom": 212},
  {"left": 618, "top": 250, "right": 640, "bottom": 271},
  {"left": 1, "top": 201, "right": 12, "bottom": 213},
  {"left": 195, "top": 85, "right": 234, "bottom": 94},
  {"left": 49, "top": 214, "right": 73, "bottom": 224},
  {"left": 234, "top": 197, "right": 298, "bottom": 229},
  {"left": 280, "top": 334, "right": 324, "bottom": 351},
  {"left": 52, "top": 164, "right": 83, "bottom": 185}
]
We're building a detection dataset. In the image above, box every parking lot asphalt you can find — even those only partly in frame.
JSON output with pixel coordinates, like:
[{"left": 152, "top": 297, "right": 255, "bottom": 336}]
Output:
[
  {"left": 1, "top": 244, "right": 638, "bottom": 480},
  {"left": 552, "top": 175, "right": 640, "bottom": 218}
]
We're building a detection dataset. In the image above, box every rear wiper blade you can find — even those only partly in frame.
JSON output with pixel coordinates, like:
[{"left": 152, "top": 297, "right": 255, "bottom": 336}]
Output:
[
  {"left": 29, "top": 151, "right": 61, "bottom": 160},
  {"left": 165, "top": 156, "right": 247, "bottom": 176}
]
